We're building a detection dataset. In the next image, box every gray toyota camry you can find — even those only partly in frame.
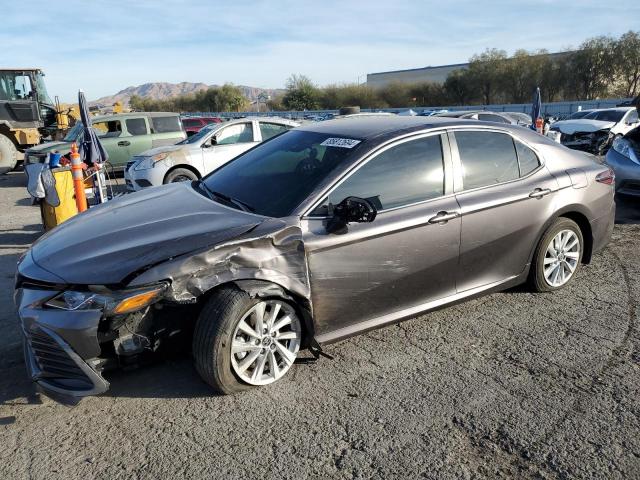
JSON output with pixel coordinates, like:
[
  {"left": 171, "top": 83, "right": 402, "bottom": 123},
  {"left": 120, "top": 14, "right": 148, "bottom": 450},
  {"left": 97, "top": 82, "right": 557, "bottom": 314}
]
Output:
[{"left": 15, "top": 116, "right": 615, "bottom": 397}]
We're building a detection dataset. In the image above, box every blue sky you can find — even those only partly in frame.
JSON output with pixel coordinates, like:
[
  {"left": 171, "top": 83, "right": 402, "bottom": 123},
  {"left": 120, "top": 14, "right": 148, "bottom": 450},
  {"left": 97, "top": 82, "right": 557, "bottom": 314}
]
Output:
[{"left": 4, "top": 0, "right": 639, "bottom": 102}]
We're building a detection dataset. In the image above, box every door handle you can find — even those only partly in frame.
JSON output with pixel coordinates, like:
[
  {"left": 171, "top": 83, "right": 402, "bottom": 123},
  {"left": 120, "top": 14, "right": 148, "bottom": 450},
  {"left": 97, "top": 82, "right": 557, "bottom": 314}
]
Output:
[
  {"left": 529, "top": 188, "right": 552, "bottom": 199},
  {"left": 117, "top": 141, "right": 131, "bottom": 147},
  {"left": 428, "top": 211, "right": 459, "bottom": 224}
]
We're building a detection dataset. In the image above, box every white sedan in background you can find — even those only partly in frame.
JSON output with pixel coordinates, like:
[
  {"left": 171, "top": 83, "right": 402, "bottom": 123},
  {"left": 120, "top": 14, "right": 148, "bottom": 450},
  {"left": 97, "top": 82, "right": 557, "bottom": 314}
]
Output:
[{"left": 125, "top": 117, "right": 299, "bottom": 190}]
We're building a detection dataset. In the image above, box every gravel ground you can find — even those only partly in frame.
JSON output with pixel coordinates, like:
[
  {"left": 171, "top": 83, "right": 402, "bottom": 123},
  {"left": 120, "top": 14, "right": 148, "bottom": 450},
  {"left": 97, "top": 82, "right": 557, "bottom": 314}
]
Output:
[{"left": 0, "top": 170, "right": 639, "bottom": 480}]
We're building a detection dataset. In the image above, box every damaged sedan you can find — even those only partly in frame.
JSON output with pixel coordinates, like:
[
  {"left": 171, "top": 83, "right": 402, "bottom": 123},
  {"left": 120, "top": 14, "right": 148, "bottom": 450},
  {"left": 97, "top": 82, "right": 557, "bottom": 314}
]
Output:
[
  {"left": 15, "top": 116, "right": 615, "bottom": 398},
  {"left": 547, "top": 107, "right": 639, "bottom": 154}
]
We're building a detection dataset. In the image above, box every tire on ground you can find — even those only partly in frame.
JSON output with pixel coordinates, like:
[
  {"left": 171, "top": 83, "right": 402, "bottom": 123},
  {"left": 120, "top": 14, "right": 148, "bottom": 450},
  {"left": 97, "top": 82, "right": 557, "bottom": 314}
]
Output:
[
  {"left": 0, "top": 134, "right": 19, "bottom": 175},
  {"left": 529, "top": 217, "right": 584, "bottom": 293},
  {"left": 193, "top": 286, "right": 260, "bottom": 395},
  {"left": 164, "top": 167, "right": 198, "bottom": 184}
]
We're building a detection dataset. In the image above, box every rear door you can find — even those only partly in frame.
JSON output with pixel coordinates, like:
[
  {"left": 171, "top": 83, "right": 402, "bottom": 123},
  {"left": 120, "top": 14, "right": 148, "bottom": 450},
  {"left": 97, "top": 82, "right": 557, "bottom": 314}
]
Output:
[
  {"left": 202, "top": 121, "right": 258, "bottom": 175},
  {"left": 450, "top": 129, "right": 559, "bottom": 292}
]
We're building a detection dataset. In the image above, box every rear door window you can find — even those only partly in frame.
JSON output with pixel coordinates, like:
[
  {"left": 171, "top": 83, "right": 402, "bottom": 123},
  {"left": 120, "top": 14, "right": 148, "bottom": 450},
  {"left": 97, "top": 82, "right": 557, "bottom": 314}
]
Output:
[
  {"left": 455, "top": 131, "right": 519, "bottom": 190},
  {"left": 259, "top": 122, "right": 291, "bottom": 141},
  {"left": 126, "top": 118, "right": 148, "bottom": 136},
  {"left": 152, "top": 116, "right": 182, "bottom": 133},
  {"left": 514, "top": 140, "right": 540, "bottom": 176}
]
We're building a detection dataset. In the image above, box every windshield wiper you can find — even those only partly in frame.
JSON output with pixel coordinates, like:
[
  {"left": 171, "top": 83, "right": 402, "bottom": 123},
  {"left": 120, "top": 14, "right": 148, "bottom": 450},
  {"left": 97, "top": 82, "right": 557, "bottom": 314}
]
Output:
[
  {"left": 197, "top": 181, "right": 254, "bottom": 213},
  {"left": 211, "top": 190, "right": 255, "bottom": 213}
]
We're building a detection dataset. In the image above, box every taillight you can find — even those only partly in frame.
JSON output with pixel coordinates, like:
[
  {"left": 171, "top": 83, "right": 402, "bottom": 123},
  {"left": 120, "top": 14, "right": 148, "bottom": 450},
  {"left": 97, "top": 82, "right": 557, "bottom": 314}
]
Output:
[{"left": 595, "top": 167, "right": 615, "bottom": 185}]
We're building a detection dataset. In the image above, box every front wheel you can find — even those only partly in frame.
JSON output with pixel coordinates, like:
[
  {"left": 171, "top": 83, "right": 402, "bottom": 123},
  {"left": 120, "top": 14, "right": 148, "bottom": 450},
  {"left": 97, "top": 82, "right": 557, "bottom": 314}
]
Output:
[
  {"left": 530, "top": 218, "right": 583, "bottom": 292},
  {"left": 164, "top": 167, "right": 198, "bottom": 184},
  {"left": 193, "top": 287, "right": 302, "bottom": 394}
]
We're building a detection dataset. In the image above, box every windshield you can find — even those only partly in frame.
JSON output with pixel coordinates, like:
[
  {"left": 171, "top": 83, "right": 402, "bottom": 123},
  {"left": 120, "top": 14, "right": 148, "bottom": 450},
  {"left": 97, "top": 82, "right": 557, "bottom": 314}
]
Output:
[
  {"left": 63, "top": 123, "right": 83, "bottom": 142},
  {"left": 35, "top": 72, "right": 53, "bottom": 105},
  {"left": 178, "top": 123, "right": 218, "bottom": 145},
  {"left": 584, "top": 110, "right": 626, "bottom": 122},
  {"left": 569, "top": 111, "right": 591, "bottom": 119},
  {"left": 201, "top": 130, "right": 363, "bottom": 217},
  {"left": 0, "top": 71, "right": 35, "bottom": 101}
]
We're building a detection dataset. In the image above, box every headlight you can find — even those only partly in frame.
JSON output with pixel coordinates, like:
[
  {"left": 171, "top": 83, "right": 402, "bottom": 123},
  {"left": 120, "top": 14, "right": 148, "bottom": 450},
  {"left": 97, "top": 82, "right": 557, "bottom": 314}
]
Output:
[
  {"left": 44, "top": 283, "right": 167, "bottom": 315},
  {"left": 612, "top": 137, "right": 631, "bottom": 158},
  {"left": 133, "top": 152, "right": 172, "bottom": 171}
]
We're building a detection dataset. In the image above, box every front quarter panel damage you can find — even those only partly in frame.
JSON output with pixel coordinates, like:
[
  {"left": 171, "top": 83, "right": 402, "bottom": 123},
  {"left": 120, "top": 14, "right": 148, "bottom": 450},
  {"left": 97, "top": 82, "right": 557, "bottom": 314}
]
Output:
[{"left": 129, "top": 217, "right": 311, "bottom": 308}]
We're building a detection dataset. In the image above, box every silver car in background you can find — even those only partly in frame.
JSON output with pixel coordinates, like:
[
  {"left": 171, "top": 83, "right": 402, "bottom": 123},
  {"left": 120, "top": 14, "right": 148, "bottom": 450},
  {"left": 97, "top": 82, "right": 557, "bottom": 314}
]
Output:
[{"left": 124, "top": 117, "right": 299, "bottom": 190}]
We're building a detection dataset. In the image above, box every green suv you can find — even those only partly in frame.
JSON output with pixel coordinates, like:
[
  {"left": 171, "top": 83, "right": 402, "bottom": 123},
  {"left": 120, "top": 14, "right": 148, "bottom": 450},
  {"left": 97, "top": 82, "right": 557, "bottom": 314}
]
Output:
[{"left": 24, "top": 112, "right": 186, "bottom": 171}]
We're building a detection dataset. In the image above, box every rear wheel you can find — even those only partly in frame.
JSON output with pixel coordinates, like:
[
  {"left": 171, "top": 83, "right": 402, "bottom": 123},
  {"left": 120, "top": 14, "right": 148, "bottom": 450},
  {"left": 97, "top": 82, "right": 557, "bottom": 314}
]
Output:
[
  {"left": 0, "top": 134, "right": 19, "bottom": 175},
  {"left": 193, "top": 287, "right": 302, "bottom": 394},
  {"left": 164, "top": 167, "right": 198, "bottom": 184},
  {"left": 530, "top": 218, "right": 583, "bottom": 292}
]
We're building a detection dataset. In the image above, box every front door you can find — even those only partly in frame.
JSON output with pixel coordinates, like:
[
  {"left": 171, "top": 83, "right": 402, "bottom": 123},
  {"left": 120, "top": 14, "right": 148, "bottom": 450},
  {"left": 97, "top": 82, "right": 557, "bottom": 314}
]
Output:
[
  {"left": 302, "top": 133, "right": 461, "bottom": 341},
  {"left": 202, "top": 121, "right": 258, "bottom": 175},
  {"left": 450, "top": 129, "right": 559, "bottom": 292},
  {"left": 92, "top": 118, "right": 130, "bottom": 168}
]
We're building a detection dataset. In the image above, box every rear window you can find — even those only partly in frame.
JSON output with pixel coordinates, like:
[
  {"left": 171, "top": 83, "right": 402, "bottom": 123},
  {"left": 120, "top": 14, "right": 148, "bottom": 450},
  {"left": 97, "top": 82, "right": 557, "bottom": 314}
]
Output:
[
  {"left": 152, "top": 116, "right": 182, "bottom": 133},
  {"left": 183, "top": 119, "right": 202, "bottom": 127},
  {"left": 478, "top": 113, "right": 509, "bottom": 124},
  {"left": 584, "top": 110, "right": 626, "bottom": 123}
]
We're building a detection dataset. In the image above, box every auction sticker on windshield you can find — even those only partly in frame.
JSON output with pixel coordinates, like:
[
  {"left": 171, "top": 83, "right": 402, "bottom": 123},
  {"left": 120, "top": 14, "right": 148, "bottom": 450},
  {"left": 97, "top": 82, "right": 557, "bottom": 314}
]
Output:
[{"left": 320, "top": 138, "right": 361, "bottom": 148}]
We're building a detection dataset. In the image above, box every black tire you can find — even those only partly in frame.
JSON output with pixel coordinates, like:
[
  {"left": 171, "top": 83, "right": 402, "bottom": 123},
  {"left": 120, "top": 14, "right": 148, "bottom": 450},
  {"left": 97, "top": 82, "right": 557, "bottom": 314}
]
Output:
[
  {"left": 0, "top": 134, "right": 19, "bottom": 175},
  {"left": 530, "top": 217, "right": 583, "bottom": 292},
  {"left": 164, "top": 167, "right": 198, "bottom": 184}
]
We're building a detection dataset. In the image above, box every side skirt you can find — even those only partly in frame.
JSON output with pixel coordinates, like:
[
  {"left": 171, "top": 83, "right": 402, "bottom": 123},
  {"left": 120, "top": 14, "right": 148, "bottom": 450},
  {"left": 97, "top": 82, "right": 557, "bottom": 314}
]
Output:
[{"left": 315, "top": 270, "right": 528, "bottom": 345}]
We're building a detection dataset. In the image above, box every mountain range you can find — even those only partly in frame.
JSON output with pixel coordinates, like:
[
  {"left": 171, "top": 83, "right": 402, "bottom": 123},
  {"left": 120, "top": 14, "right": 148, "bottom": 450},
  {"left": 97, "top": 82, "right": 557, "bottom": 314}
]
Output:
[{"left": 91, "top": 82, "right": 284, "bottom": 106}]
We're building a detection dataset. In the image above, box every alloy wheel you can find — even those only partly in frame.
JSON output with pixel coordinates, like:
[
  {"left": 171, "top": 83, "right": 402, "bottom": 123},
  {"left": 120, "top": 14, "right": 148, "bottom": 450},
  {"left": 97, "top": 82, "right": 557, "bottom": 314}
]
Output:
[
  {"left": 543, "top": 229, "right": 580, "bottom": 287},
  {"left": 230, "top": 300, "right": 301, "bottom": 386}
]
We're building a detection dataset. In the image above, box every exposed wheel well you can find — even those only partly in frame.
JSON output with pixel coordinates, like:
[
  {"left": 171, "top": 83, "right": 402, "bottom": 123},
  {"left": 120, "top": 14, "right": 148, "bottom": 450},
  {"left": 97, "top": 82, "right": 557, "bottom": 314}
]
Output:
[
  {"left": 195, "top": 280, "right": 315, "bottom": 346},
  {"left": 163, "top": 164, "right": 201, "bottom": 183},
  {"left": 559, "top": 212, "right": 593, "bottom": 263}
]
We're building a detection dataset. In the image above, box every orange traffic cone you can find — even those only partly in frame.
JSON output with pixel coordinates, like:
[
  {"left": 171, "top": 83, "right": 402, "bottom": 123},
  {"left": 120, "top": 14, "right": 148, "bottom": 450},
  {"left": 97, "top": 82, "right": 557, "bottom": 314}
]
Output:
[{"left": 70, "top": 143, "right": 87, "bottom": 212}]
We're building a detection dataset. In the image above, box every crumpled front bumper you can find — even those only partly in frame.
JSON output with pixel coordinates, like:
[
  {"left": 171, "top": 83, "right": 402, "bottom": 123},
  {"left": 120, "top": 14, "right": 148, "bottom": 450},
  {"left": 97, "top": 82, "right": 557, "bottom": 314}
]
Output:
[{"left": 15, "top": 287, "right": 109, "bottom": 397}]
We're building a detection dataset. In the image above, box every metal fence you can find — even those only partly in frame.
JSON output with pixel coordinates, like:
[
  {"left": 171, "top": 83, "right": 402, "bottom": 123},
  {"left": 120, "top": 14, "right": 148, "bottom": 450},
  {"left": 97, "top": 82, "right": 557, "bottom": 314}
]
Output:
[{"left": 183, "top": 98, "right": 632, "bottom": 121}]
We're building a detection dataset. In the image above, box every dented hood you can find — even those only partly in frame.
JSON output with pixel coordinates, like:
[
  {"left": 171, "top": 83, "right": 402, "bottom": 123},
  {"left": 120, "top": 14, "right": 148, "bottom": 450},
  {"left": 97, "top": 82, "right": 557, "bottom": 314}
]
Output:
[
  {"left": 30, "top": 183, "right": 263, "bottom": 285},
  {"left": 553, "top": 119, "right": 615, "bottom": 134}
]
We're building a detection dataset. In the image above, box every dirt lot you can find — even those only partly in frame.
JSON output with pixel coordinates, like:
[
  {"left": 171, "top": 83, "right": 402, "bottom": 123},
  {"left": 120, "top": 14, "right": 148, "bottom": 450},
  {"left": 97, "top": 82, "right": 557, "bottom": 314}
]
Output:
[{"left": 1, "top": 171, "right": 639, "bottom": 479}]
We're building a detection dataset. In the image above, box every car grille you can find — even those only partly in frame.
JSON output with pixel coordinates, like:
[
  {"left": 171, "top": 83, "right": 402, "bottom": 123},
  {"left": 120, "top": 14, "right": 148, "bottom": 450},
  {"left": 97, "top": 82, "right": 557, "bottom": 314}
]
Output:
[{"left": 26, "top": 326, "right": 94, "bottom": 390}]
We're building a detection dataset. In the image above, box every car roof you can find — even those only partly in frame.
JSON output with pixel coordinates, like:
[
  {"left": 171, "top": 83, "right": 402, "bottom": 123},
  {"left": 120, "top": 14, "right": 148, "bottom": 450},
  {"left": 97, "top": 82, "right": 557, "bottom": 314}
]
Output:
[
  {"left": 92, "top": 112, "right": 180, "bottom": 122},
  {"left": 223, "top": 116, "right": 299, "bottom": 126},
  {"left": 297, "top": 115, "right": 490, "bottom": 139}
]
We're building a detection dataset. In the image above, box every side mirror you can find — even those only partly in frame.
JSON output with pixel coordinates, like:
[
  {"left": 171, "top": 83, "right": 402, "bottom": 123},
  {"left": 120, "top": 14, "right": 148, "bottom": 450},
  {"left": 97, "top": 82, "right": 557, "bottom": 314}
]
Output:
[
  {"left": 202, "top": 136, "right": 217, "bottom": 148},
  {"left": 326, "top": 196, "right": 377, "bottom": 234}
]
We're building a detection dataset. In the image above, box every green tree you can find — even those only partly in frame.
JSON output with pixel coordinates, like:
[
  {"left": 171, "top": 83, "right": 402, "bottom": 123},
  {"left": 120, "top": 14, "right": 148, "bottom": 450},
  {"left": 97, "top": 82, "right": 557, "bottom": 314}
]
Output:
[
  {"left": 567, "top": 36, "right": 616, "bottom": 100},
  {"left": 444, "top": 69, "right": 477, "bottom": 105},
  {"left": 467, "top": 48, "right": 508, "bottom": 104},
  {"left": 283, "top": 74, "right": 320, "bottom": 110},
  {"left": 614, "top": 31, "right": 640, "bottom": 97}
]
